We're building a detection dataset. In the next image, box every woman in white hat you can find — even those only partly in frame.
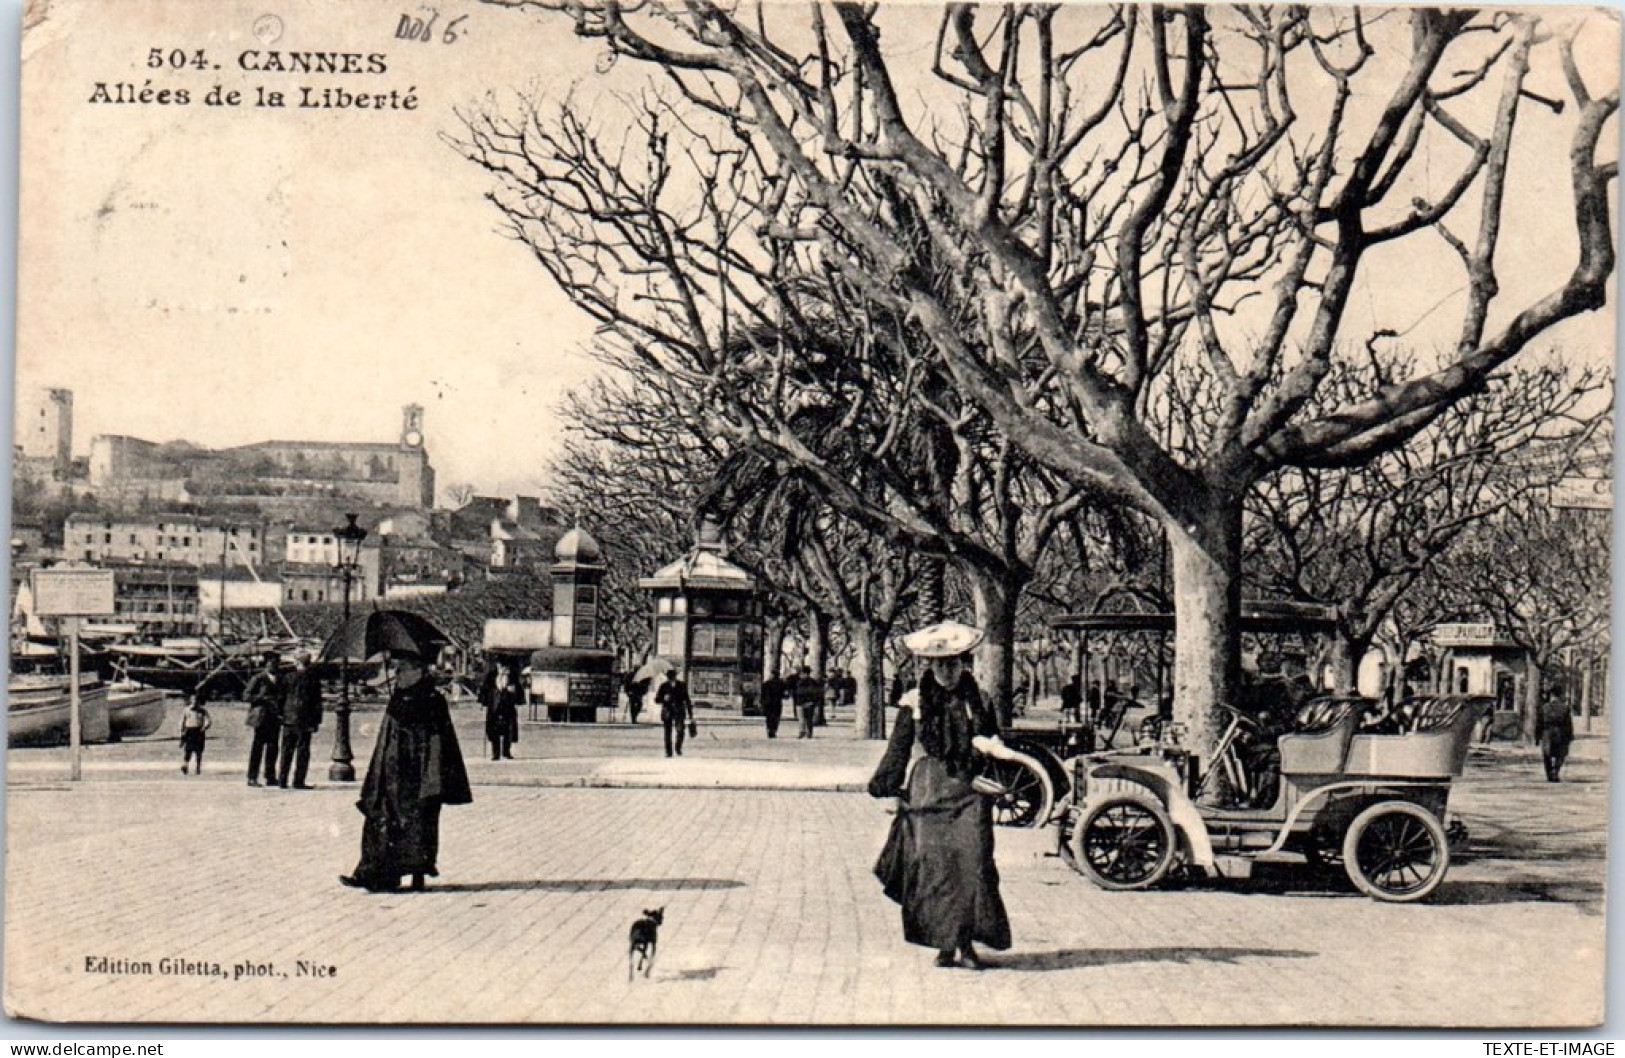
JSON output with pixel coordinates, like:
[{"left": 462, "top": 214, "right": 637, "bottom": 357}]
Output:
[{"left": 868, "top": 620, "right": 1012, "bottom": 969}]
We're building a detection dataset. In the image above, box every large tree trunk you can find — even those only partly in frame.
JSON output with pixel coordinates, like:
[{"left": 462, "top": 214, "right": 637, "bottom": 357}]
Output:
[
  {"left": 762, "top": 618, "right": 785, "bottom": 681},
  {"left": 808, "top": 610, "right": 831, "bottom": 725},
  {"left": 806, "top": 610, "right": 830, "bottom": 677},
  {"left": 967, "top": 566, "right": 1019, "bottom": 728},
  {"left": 1580, "top": 656, "right": 1593, "bottom": 734},
  {"left": 1523, "top": 656, "right": 1543, "bottom": 744},
  {"left": 1325, "top": 632, "right": 1367, "bottom": 695},
  {"left": 1166, "top": 506, "right": 1243, "bottom": 762},
  {"left": 847, "top": 619, "right": 887, "bottom": 740}
]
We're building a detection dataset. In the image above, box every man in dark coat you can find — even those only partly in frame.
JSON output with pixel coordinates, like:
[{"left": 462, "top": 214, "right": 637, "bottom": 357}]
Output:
[
  {"left": 759, "top": 675, "right": 785, "bottom": 739},
  {"left": 479, "top": 663, "right": 520, "bottom": 760},
  {"left": 342, "top": 651, "right": 472, "bottom": 893},
  {"left": 655, "top": 669, "right": 693, "bottom": 758},
  {"left": 243, "top": 652, "right": 284, "bottom": 787},
  {"left": 276, "top": 650, "right": 324, "bottom": 790},
  {"left": 793, "top": 666, "right": 821, "bottom": 739},
  {"left": 1059, "top": 674, "right": 1083, "bottom": 724},
  {"left": 1536, "top": 694, "right": 1576, "bottom": 782},
  {"left": 624, "top": 674, "right": 648, "bottom": 724}
]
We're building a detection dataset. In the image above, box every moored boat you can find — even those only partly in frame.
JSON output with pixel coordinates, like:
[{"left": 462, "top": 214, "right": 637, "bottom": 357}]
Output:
[
  {"left": 8, "top": 674, "right": 112, "bottom": 747},
  {"left": 106, "top": 684, "right": 172, "bottom": 740},
  {"left": 107, "top": 639, "right": 259, "bottom": 699}
]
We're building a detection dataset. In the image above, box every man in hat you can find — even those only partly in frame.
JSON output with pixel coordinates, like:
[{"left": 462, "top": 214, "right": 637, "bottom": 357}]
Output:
[
  {"left": 276, "top": 650, "right": 325, "bottom": 789},
  {"left": 1536, "top": 691, "right": 1575, "bottom": 782},
  {"left": 793, "top": 666, "right": 821, "bottom": 739},
  {"left": 655, "top": 667, "right": 693, "bottom": 758},
  {"left": 759, "top": 673, "right": 785, "bottom": 738},
  {"left": 243, "top": 651, "right": 284, "bottom": 787}
]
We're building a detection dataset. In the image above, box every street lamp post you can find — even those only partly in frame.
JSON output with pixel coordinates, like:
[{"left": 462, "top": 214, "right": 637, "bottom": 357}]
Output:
[{"left": 329, "top": 513, "right": 367, "bottom": 783}]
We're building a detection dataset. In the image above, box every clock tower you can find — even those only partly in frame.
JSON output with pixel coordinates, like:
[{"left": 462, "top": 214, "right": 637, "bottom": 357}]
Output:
[{"left": 400, "top": 404, "right": 424, "bottom": 449}]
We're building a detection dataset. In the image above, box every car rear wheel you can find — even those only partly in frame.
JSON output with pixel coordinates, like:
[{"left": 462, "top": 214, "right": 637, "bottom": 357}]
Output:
[
  {"left": 1068, "top": 794, "right": 1177, "bottom": 890},
  {"left": 1342, "top": 801, "right": 1449, "bottom": 902}
]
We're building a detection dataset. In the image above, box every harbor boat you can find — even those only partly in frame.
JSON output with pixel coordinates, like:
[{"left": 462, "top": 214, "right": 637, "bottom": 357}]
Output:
[
  {"left": 106, "top": 683, "right": 172, "bottom": 740},
  {"left": 106, "top": 639, "right": 260, "bottom": 698},
  {"left": 8, "top": 674, "right": 112, "bottom": 747}
]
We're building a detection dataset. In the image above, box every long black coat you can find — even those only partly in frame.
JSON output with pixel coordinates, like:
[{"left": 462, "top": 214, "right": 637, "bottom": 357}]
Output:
[
  {"left": 1536, "top": 698, "right": 1575, "bottom": 755},
  {"left": 351, "top": 678, "right": 473, "bottom": 888},
  {"left": 479, "top": 669, "right": 521, "bottom": 744},
  {"left": 656, "top": 678, "right": 692, "bottom": 722},
  {"left": 868, "top": 671, "right": 1011, "bottom": 953}
]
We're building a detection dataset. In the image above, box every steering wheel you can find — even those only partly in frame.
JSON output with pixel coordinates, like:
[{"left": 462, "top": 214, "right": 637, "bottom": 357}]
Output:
[{"left": 1214, "top": 700, "right": 1262, "bottom": 733}]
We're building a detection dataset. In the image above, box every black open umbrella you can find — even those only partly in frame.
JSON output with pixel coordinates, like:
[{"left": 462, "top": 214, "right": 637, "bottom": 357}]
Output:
[{"left": 320, "top": 610, "right": 453, "bottom": 665}]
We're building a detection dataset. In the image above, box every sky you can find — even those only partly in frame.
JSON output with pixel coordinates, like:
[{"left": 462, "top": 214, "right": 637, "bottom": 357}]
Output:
[
  {"left": 17, "top": 0, "right": 620, "bottom": 501},
  {"left": 12, "top": 1, "right": 1618, "bottom": 507}
]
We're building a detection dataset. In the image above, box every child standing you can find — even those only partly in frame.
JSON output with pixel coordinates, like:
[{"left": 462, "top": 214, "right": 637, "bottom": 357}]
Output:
[{"left": 180, "top": 691, "right": 212, "bottom": 775}]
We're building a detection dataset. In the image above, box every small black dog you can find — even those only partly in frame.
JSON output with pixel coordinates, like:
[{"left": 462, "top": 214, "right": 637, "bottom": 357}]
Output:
[{"left": 628, "top": 907, "right": 664, "bottom": 981}]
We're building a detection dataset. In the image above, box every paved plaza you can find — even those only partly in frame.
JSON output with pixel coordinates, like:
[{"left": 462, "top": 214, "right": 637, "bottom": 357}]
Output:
[{"left": 0, "top": 704, "right": 1609, "bottom": 1027}]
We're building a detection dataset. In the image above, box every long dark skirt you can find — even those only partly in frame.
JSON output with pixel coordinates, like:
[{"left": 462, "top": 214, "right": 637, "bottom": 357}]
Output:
[
  {"left": 351, "top": 802, "right": 443, "bottom": 891},
  {"left": 875, "top": 756, "right": 1011, "bottom": 952}
]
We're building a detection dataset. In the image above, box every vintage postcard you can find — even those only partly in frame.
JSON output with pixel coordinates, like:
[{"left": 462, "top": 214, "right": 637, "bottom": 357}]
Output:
[{"left": 5, "top": 0, "right": 1615, "bottom": 1026}]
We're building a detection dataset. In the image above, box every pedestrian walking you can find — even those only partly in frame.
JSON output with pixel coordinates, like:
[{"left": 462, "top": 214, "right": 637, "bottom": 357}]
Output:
[
  {"left": 868, "top": 620, "right": 1012, "bottom": 970},
  {"left": 793, "top": 666, "right": 820, "bottom": 738},
  {"left": 479, "top": 662, "right": 520, "bottom": 760},
  {"left": 178, "top": 691, "right": 212, "bottom": 775},
  {"left": 656, "top": 669, "right": 693, "bottom": 757},
  {"left": 243, "top": 651, "right": 284, "bottom": 787},
  {"left": 1536, "top": 694, "right": 1575, "bottom": 782},
  {"left": 760, "top": 674, "right": 785, "bottom": 738},
  {"left": 1059, "top": 673, "right": 1083, "bottom": 724},
  {"left": 276, "top": 650, "right": 324, "bottom": 789},
  {"left": 341, "top": 651, "right": 473, "bottom": 894},
  {"left": 624, "top": 673, "right": 648, "bottom": 724}
]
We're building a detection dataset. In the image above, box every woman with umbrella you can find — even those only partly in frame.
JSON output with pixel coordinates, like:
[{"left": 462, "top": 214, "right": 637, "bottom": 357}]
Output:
[{"left": 341, "top": 649, "right": 472, "bottom": 893}]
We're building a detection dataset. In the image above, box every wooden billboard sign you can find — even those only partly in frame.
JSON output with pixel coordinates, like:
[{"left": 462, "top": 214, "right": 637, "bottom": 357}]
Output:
[{"left": 29, "top": 568, "right": 116, "bottom": 617}]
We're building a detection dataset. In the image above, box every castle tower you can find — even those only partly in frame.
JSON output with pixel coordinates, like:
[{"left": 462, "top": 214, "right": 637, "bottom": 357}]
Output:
[
  {"left": 400, "top": 404, "right": 425, "bottom": 449},
  {"left": 398, "top": 403, "right": 433, "bottom": 508},
  {"left": 19, "top": 387, "right": 73, "bottom": 473}
]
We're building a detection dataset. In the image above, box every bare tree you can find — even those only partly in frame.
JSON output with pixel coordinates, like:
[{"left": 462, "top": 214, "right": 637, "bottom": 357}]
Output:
[
  {"left": 547, "top": 373, "right": 725, "bottom": 664},
  {"left": 468, "top": 3, "right": 1616, "bottom": 751},
  {"left": 1246, "top": 358, "right": 1611, "bottom": 689},
  {"left": 711, "top": 452, "right": 919, "bottom": 736},
  {"left": 1446, "top": 497, "right": 1611, "bottom": 737}
]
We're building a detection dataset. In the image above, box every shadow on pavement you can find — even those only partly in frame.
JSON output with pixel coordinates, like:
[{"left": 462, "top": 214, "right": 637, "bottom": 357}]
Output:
[
  {"left": 664, "top": 967, "right": 725, "bottom": 982},
  {"left": 1430, "top": 879, "right": 1604, "bottom": 910},
  {"left": 427, "top": 877, "right": 747, "bottom": 893},
  {"left": 993, "top": 946, "right": 1314, "bottom": 972}
]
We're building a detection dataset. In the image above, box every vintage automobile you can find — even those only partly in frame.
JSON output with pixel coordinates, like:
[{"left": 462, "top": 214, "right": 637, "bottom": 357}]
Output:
[
  {"left": 1060, "top": 693, "right": 1490, "bottom": 902},
  {"left": 976, "top": 602, "right": 1342, "bottom": 830}
]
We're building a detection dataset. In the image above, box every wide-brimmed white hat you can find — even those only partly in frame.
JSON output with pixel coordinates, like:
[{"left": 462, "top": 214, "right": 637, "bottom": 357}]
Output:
[{"left": 902, "top": 620, "right": 984, "bottom": 658}]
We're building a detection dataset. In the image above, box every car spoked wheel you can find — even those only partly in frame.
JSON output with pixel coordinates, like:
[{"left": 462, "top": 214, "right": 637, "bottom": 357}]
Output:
[
  {"left": 1342, "top": 801, "right": 1449, "bottom": 902},
  {"left": 977, "top": 752, "right": 1054, "bottom": 828},
  {"left": 1068, "top": 795, "right": 1176, "bottom": 890}
]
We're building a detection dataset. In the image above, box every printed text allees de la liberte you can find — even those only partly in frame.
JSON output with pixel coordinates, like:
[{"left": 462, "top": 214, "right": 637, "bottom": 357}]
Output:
[{"left": 88, "top": 49, "right": 417, "bottom": 111}]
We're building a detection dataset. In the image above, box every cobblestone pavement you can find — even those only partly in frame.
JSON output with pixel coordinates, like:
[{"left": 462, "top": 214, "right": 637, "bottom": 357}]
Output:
[{"left": 1, "top": 717, "right": 1607, "bottom": 1027}]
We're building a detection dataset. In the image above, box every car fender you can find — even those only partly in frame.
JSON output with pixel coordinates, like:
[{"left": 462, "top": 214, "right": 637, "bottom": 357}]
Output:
[{"left": 1083, "top": 760, "right": 1213, "bottom": 869}]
